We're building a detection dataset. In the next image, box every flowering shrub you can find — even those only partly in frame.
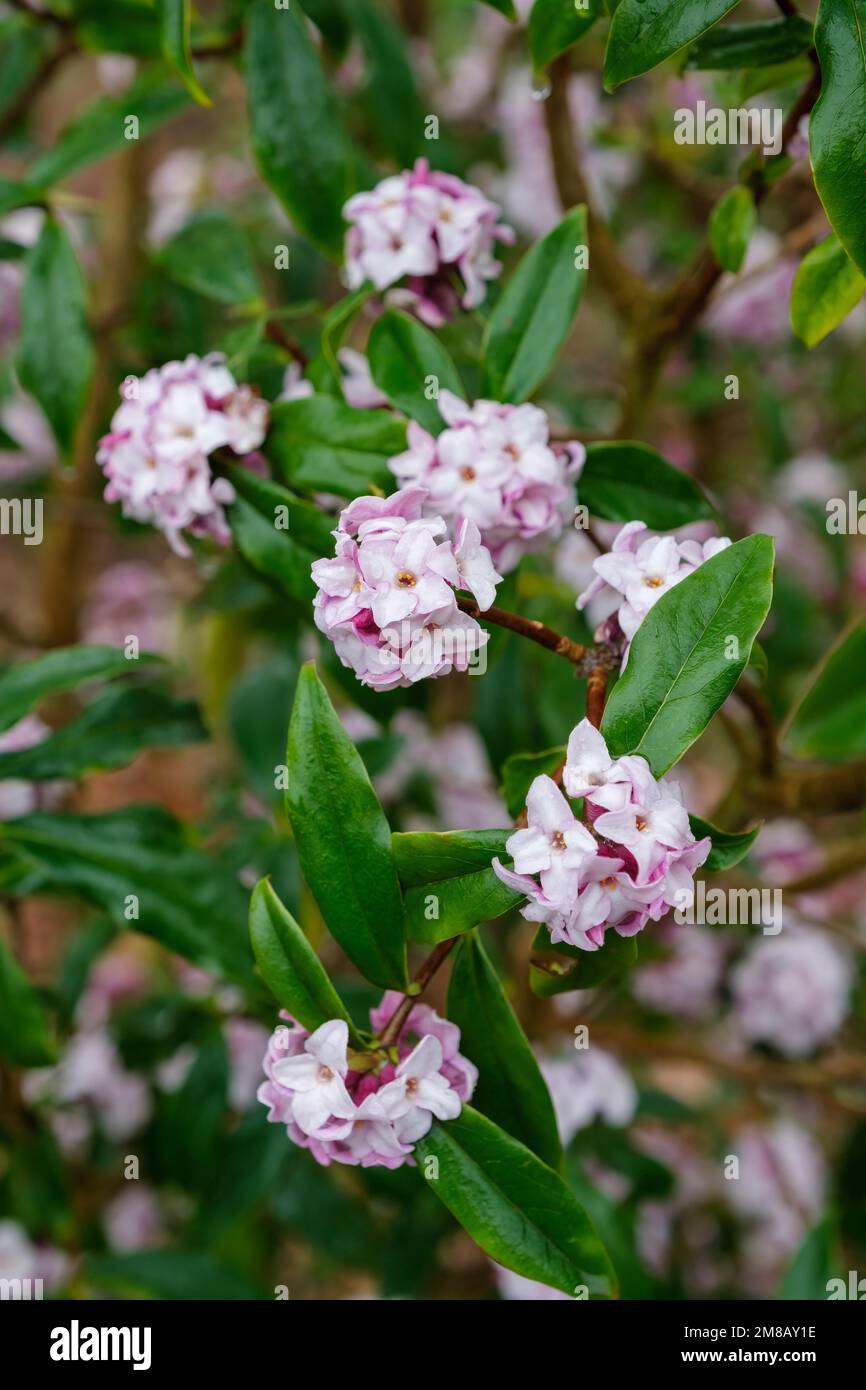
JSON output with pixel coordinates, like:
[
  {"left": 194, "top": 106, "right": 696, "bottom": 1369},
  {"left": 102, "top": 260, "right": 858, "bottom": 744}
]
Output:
[{"left": 1, "top": 0, "right": 865, "bottom": 1316}]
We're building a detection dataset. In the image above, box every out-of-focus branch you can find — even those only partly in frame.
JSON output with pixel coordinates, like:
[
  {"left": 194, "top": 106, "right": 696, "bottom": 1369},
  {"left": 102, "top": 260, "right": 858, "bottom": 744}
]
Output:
[
  {"left": 38, "top": 143, "right": 146, "bottom": 646},
  {"left": 542, "top": 54, "right": 650, "bottom": 324},
  {"left": 589, "top": 1021, "right": 866, "bottom": 1112},
  {"left": 0, "top": 32, "right": 75, "bottom": 143}
]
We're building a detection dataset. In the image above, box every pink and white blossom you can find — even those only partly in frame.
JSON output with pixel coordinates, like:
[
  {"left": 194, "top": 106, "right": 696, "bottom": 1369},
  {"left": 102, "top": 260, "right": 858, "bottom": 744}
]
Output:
[
  {"left": 344, "top": 159, "right": 514, "bottom": 326},
  {"left": 390, "top": 392, "right": 584, "bottom": 570},
  {"left": 312, "top": 487, "right": 500, "bottom": 689},
  {"left": 730, "top": 925, "right": 851, "bottom": 1056},
  {"left": 577, "top": 521, "right": 732, "bottom": 659},
  {"left": 258, "top": 997, "right": 476, "bottom": 1169},
  {"left": 493, "top": 720, "right": 710, "bottom": 951},
  {"left": 97, "top": 354, "right": 269, "bottom": 556}
]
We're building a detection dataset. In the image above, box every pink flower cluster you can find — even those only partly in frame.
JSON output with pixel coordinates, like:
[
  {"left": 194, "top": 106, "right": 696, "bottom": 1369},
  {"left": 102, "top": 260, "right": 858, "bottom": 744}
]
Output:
[
  {"left": 311, "top": 486, "right": 501, "bottom": 689},
  {"left": 493, "top": 720, "right": 710, "bottom": 951},
  {"left": 391, "top": 392, "right": 584, "bottom": 572},
  {"left": 344, "top": 158, "right": 514, "bottom": 326},
  {"left": 731, "top": 924, "right": 851, "bottom": 1057},
  {"left": 258, "top": 995, "right": 477, "bottom": 1169},
  {"left": 97, "top": 353, "right": 269, "bottom": 556},
  {"left": 578, "top": 521, "right": 731, "bottom": 656}
]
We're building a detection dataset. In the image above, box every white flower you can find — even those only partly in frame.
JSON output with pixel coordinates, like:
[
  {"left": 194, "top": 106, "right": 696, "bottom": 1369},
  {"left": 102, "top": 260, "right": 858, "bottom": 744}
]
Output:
[{"left": 271, "top": 1019, "right": 357, "bottom": 1137}]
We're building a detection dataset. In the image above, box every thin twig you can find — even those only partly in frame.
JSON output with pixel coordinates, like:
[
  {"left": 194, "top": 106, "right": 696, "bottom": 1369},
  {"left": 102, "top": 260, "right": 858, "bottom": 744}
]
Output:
[{"left": 377, "top": 938, "right": 459, "bottom": 1049}]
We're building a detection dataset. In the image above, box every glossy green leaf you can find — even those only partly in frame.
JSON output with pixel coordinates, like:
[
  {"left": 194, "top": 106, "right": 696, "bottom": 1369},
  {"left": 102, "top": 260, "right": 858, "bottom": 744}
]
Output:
[
  {"left": 0, "top": 937, "right": 56, "bottom": 1066},
  {"left": 784, "top": 619, "right": 866, "bottom": 760},
  {"left": 267, "top": 396, "right": 405, "bottom": 495},
  {"left": 500, "top": 747, "right": 565, "bottom": 820},
  {"left": 528, "top": 0, "right": 601, "bottom": 73},
  {"left": 530, "top": 929, "right": 637, "bottom": 995},
  {"left": 602, "top": 535, "right": 775, "bottom": 775},
  {"left": 228, "top": 493, "right": 318, "bottom": 609},
  {"left": 604, "top": 0, "right": 742, "bottom": 91},
  {"left": 0, "top": 808, "right": 256, "bottom": 989},
  {"left": 0, "top": 687, "right": 205, "bottom": 781},
  {"left": 226, "top": 464, "right": 334, "bottom": 555},
  {"left": 811, "top": 1, "right": 866, "bottom": 276},
  {"left": 17, "top": 219, "right": 93, "bottom": 457},
  {"left": 482, "top": 206, "right": 587, "bottom": 403},
  {"left": 689, "top": 816, "right": 759, "bottom": 870},
  {"left": 245, "top": 0, "right": 353, "bottom": 258},
  {"left": 286, "top": 664, "right": 407, "bottom": 989},
  {"left": 368, "top": 311, "right": 464, "bottom": 434},
  {"left": 448, "top": 933, "right": 562, "bottom": 1168},
  {"left": 415, "top": 1106, "right": 616, "bottom": 1297},
  {"left": 156, "top": 0, "right": 210, "bottom": 105},
  {"left": 579, "top": 441, "right": 716, "bottom": 529},
  {"left": 154, "top": 210, "right": 259, "bottom": 304},
  {"left": 790, "top": 234, "right": 866, "bottom": 348},
  {"left": 249, "top": 877, "right": 357, "bottom": 1036},
  {"left": 684, "top": 15, "right": 814, "bottom": 70},
  {"left": 404, "top": 869, "right": 523, "bottom": 944},
  {"left": 355, "top": 0, "right": 424, "bottom": 166},
  {"left": 393, "top": 832, "right": 524, "bottom": 949},
  {"left": 709, "top": 185, "right": 756, "bottom": 273},
  {"left": 0, "top": 645, "right": 158, "bottom": 734},
  {"left": 483, "top": 0, "right": 517, "bottom": 16},
  {"left": 392, "top": 829, "right": 512, "bottom": 888}
]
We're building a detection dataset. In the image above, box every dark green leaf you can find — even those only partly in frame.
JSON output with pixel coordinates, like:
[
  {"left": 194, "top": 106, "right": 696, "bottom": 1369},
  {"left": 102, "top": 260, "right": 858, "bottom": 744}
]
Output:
[
  {"left": 245, "top": 0, "right": 353, "bottom": 258},
  {"left": 0, "top": 808, "right": 256, "bottom": 989},
  {"left": 790, "top": 234, "right": 866, "bottom": 348},
  {"left": 0, "top": 937, "right": 56, "bottom": 1065},
  {"left": 415, "top": 1106, "right": 616, "bottom": 1297},
  {"left": 0, "top": 687, "right": 205, "bottom": 781},
  {"left": 355, "top": 0, "right": 424, "bottom": 166},
  {"left": 530, "top": 929, "right": 637, "bottom": 995},
  {"left": 286, "top": 664, "right": 407, "bottom": 989},
  {"left": 392, "top": 829, "right": 511, "bottom": 887},
  {"left": 528, "top": 0, "right": 601, "bottom": 73},
  {"left": 156, "top": 0, "right": 210, "bottom": 105},
  {"left": 779, "top": 1217, "right": 838, "bottom": 1300},
  {"left": 404, "top": 868, "right": 523, "bottom": 944},
  {"left": 684, "top": 16, "right": 814, "bottom": 70},
  {"left": 17, "top": 219, "right": 93, "bottom": 457},
  {"left": 500, "top": 747, "right": 565, "bottom": 820},
  {"left": 267, "top": 396, "right": 405, "bottom": 495},
  {"left": 86, "top": 1251, "right": 263, "bottom": 1300},
  {"left": 689, "top": 815, "right": 759, "bottom": 870},
  {"left": 482, "top": 206, "right": 587, "bottom": 403},
  {"left": 604, "top": 0, "right": 742, "bottom": 91},
  {"left": 784, "top": 618, "right": 866, "bottom": 760},
  {"left": 449, "top": 933, "right": 562, "bottom": 1168},
  {"left": 602, "top": 535, "right": 775, "bottom": 774},
  {"left": 578, "top": 441, "right": 716, "bottom": 529},
  {"left": 368, "top": 311, "right": 464, "bottom": 434},
  {"left": 154, "top": 210, "right": 260, "bottom": 304},
  {"left": 249, "top": 876, "right": 357, "bottom": 1035},
  {"left": 0, "top": 645, "right": 157, "bottom": 734},
  {"left": 811, "top": 1, "right": 866, "bottom": 277},
  {"left": 709, "top": 184, "right": 756, "bottom": 273}
]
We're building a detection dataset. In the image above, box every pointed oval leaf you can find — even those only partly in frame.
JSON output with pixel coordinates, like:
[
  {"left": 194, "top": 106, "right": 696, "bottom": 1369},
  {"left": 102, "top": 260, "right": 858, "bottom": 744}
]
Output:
[
  {"left": 784, "top": 619, "right": 866, "bottom": 760},
  {"left": 602, "top": 535, "right": 775, "bottom": 774},
  {"left": 482, "top": 206, "right": 587, "bottom": 404},
  {"left": 448, "top": 933, "right": 562, "bottom": 1169},
  {"left": 811, "top": 1, "right": 866, "bottom": 277},
  {"left": 790, "top": 234, "right": 866, "bottom": 348},
  {"left": 604, "top": 0, "right": 742, "bottom": 91},
  {"left": 579, "top": 441, "right": 716, "bottom": 530},
  {"left": 249, "top": 877, "right": 357, "bottom": 1037},
  {"left": 415, "top": 1106, "right": 617, "bottom": 1297},
  {"left": 367, "top": 311, "right": 464, "bottom": 434},
  {"left": 286, "top": 664, "right": 407, "bottom": 988}
]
